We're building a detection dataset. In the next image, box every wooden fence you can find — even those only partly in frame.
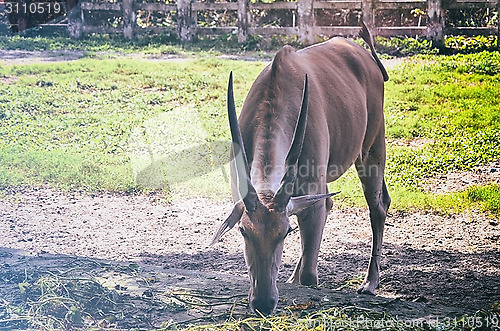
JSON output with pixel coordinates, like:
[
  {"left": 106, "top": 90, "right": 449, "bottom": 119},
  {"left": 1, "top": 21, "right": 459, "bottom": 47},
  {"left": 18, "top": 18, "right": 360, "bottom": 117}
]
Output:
[{"left": 63, "top": 0, "right": 499, "bottom": 44}]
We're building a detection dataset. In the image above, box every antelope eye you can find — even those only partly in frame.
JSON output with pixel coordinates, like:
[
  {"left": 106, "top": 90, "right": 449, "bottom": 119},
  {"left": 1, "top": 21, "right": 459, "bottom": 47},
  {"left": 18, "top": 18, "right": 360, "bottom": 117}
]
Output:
[{"left": 239, "top": 226, "right": 248, "bottom": 238}]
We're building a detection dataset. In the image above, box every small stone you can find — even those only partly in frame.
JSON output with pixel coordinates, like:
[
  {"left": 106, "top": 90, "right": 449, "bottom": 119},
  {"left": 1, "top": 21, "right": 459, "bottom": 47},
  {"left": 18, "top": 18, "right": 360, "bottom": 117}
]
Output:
[{"left": 412, "top": 296, "right": 428, "bottom": 303}]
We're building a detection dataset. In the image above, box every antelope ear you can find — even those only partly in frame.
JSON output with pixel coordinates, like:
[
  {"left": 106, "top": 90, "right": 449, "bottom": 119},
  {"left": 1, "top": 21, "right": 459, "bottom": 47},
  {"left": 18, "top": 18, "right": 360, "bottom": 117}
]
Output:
[
  {"left": 287, "top": 192, "right": 340, "bottom": 216},
  {"left": 210, "top": 200, "right": 245, "bottom": 246}
]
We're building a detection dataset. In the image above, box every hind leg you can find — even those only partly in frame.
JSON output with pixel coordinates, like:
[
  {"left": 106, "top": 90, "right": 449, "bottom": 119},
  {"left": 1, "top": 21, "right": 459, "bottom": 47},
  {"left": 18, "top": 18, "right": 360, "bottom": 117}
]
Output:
[{"left": 355, "top": 132, "right": 391, "bottom": 295}]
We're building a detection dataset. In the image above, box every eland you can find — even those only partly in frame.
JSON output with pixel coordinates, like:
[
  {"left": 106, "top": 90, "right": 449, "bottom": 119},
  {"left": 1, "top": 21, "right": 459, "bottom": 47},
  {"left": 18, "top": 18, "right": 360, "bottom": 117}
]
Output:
[{"left": 211, "top": 22, "right": 391, "bottom": 315}]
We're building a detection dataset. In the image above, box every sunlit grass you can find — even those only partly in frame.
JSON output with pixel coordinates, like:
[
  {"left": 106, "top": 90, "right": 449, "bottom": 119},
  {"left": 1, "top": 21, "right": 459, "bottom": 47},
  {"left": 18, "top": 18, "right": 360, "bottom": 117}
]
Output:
[
  {"left": 1, "top": 51, "right": 499, "bottom": 217},
  {"left": 0, "top": 58, "right": 266, "bottom": 194}
]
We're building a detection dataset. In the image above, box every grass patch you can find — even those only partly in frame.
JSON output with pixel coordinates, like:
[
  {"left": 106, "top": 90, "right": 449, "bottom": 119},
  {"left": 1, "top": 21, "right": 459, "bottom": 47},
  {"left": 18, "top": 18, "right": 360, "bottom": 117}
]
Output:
[
  {"left": 467, "top": 184, "right": 500, "bottom": 217},
  {"left": 0, "top": 48, "right": 499, "bottom": 216},
  {"left": 0, "top": 34, "right": 278, "bottom": 59},
  {"left": 0, "top": 57, "right": 266, "bottom": 196},
  {"left": 379, "top": 51, "right": 500, "bottom": 216},
  {"left": 328, "top": 51, "right": 500, "bottom": 215}
]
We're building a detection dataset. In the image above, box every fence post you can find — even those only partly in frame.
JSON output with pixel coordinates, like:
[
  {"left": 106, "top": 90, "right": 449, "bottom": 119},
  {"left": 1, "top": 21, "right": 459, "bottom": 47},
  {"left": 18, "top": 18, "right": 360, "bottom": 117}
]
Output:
[
  {"left": 178, "top": 0, "right": 195, "bottom": 42},
  {"left": 123, "top": 0, "right": 136, "bottom": 39},
  {"left": 297, "top": 0, "right": 315, "bottom": 45},
  {"left": 17, "top": 0, "right": 28, "bottom": 33},
  {"left": 361, "top": 0, "right": 375, "bottom": 31},
  {"left": 67, "top": 0, "right": 82, "bottom": 38},
  {"left": 426, "top": 0, "right": 444, "bottom": 48},
  {"left": 497, "top": 1, "right": 500, "bottom": 49},
  {"left": 237, "top": 0, "right": 250, "bottom": 43}
]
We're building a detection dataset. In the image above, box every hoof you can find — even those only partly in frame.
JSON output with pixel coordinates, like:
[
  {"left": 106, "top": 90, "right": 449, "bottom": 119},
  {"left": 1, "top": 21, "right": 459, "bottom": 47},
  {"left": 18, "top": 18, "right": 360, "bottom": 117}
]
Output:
[
  {"left": 287, "top": 269, "right": 317, "bottom": 286},
  {"left": 357, "top": 287, "right": 376, "bottom": 295},
  {"left": 357, "top": 280, "right": 377, "bottom": 295},
  {"left": 299, "top": 273, "right": 318, "bottom": 287}
]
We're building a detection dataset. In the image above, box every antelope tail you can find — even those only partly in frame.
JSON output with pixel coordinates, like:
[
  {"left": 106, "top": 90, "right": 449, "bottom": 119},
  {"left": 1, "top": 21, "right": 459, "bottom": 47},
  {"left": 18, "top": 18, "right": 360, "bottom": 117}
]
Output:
[{"left": 359, "top": 21, "right": 389, "bottom": 82}]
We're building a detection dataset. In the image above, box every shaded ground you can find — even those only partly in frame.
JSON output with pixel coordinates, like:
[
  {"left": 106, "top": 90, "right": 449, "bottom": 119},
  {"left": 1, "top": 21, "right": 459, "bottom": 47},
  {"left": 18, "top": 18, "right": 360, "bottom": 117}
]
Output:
[
  {"left": 1, "top": 186, "right": 499, "bottom": 329},
  {"left": 0, "top": 50, "right": 89, "bottom": 64}
]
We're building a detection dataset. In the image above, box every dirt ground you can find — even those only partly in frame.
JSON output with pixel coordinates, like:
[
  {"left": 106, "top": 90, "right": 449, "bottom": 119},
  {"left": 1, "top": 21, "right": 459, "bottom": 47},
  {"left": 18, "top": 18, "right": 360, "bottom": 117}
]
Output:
[{"left": 0, "top": 183, "right": 499, "bottom": 329}]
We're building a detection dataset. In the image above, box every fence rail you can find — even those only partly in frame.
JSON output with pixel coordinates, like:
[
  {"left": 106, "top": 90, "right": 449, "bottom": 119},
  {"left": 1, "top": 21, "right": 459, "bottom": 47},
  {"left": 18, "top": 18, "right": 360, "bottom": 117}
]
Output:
[{"left": 16, "top": 0, "right": 500, "bottom": 44}]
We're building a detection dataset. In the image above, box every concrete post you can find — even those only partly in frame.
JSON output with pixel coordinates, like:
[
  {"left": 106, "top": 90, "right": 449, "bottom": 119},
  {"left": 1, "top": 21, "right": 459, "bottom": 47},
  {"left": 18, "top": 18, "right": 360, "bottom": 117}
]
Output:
[
  {"left": 297, "top": 0, "right": 315, "bottom": 45},
  {"left": 427, "top": 0, "right": 444, "bottom": 48},
  {"left": 497, "top": 2, "right": 500, "bottom": 49},
  {"left": 237, "top": 0, "right": 250, "bottom": 43},
  {"left": 361, "top": 0, "right": 375, "bottom": 31},
  {"left": 123, "top": 0, "right": 136, "bottom": 39},
  {"left": 177, "top": 0, "right": 195, "bottom": 42},
  {"left": 17, "top": 0, "right": 28, "bottom": 32},
  {"left": 67, "top": 0, "right": 83, "bottom": 38}
]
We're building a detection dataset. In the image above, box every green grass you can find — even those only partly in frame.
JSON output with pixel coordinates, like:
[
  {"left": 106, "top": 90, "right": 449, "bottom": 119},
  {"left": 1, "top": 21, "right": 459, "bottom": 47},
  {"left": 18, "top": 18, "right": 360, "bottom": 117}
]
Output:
[
  {"left": 1, "top": 48, "right": 499, "bottom": 216},
  {"left": 0, "top": 57, "right": 266, "bottom": 197},
  {"left": 324, "top": 51, "right": 500, "bottom": 217},
  {"left": 467, "top": 184, "right": 500, "bottom": 216},
  {"left": 383, "top": 52, "right": 500, "bottom": 204},
  {"left": 330, "top": 51, "right": 500, "bottom": 216}
]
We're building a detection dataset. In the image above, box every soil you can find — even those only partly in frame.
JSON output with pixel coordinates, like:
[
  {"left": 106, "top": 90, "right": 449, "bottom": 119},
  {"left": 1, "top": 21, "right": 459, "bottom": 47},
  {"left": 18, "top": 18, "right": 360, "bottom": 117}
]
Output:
[
  {"left": 421, "top": 161, "right": 500, "bottom": 194},
  {"left": 0, "top": 50, "right": 89, "bottom": 64},
  {"left": 1, "top": 186, "right": 499, "bottom": 329}
]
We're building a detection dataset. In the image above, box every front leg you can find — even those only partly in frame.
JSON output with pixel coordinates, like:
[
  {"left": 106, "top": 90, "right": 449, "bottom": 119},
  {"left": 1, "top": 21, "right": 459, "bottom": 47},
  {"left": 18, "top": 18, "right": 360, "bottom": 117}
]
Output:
[{"left": 288, "top": 200, "right": 328, "bottom": 285}]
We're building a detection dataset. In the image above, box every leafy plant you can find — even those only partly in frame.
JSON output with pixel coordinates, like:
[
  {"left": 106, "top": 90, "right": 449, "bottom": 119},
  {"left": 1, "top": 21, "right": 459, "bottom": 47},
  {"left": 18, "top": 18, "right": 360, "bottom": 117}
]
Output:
[
  {"left": 438, "top": 50, "right": 500, "bottom": 75},
  {"left": 445, "top": 35, "right": 498, "bottom": 53},
  {"left": 374, "top": 36, "right": 438, "bottom": 56}
]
